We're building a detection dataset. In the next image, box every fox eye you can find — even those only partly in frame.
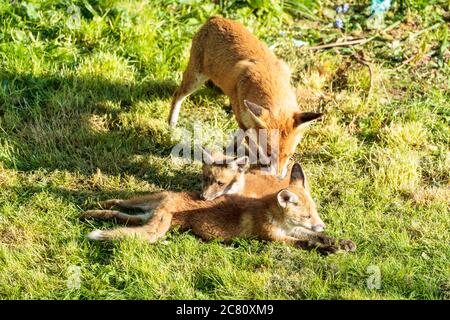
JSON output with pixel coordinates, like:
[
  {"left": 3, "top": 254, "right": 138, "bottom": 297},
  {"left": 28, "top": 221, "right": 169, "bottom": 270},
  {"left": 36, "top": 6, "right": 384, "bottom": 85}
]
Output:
[
  {"left": 217, "top": 181, "right": 225, "bottom": 187},
  {"left": 305, "top": 215, "right": 311, "bottom": 219}
]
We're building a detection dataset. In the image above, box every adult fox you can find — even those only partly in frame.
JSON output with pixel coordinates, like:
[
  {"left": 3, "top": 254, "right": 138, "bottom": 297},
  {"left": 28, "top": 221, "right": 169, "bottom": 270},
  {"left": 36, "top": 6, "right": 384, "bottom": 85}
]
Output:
[
  {"left": 168, "top": 16, "right": 322, "bottom": 178},
  {"left": 82, "top": 163, "right": 355, "bottom": 255}
]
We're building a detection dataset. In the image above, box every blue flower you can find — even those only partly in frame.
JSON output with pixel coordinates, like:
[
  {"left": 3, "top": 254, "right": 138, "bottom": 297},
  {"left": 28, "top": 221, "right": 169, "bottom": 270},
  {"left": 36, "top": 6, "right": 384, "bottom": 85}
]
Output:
[
  {"left": 336, "top": 5, "right": 343, "bottom": 14},
  {"left": 343, "top": 3, "right": 350, "bottom": 13},
  {"left": 335, "top": 18, "right": 344, "bottom": 29}
]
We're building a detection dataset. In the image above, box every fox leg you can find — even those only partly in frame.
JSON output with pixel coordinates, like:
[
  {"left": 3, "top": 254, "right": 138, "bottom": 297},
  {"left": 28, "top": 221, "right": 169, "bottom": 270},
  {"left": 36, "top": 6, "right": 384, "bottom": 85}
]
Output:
[
  {"left": 288, "top": 225, "right": 357, "bottom": 253},
  {"left": 291, "top": 229, "right": 357, "bottom": 253},
  {"left": 98, "top": 198, "right": 159, "bottom": 212},
  {"left": 86, "top": 225, "right": 150, "bottom": 241},
  {"left": 291, "top": 235, "right": 340, "bottom": 255},
  {"left": 168, "top": 58, "right": 208, "bottom": 127},
  {"left": 81, "top": 210, "right": 152, "bottom": 225},
  {"left": 86, "top": 209, "right": 173, "bottom": 242},
  {"left": 268, "top": 232, "right": 354, "bottom": 255},
  {"left": 144, "top": 211, "right": 173, "bottom": 243},
  {"left": 97, "top": 192, "right": 169, "bottom": 211}
]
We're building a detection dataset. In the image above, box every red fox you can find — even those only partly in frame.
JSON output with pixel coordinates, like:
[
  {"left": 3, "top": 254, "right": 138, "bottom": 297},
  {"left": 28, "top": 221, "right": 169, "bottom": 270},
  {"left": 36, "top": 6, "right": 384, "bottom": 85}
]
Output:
[
  {"left": 82, "top": 163, "right": 355, "bottom": 255},
  {"left": 168, "top": 16, "right": 322, "bottom": 178},
  {"left": 200, "top": 148, "right": 292, "bottom": 201}
]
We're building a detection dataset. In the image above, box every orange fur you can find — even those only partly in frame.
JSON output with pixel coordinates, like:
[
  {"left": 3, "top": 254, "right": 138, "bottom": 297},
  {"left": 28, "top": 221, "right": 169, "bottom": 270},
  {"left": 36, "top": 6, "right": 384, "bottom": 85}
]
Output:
[
  {"left": 201, "top": 154, "right": 293, "bottom": 200},
  {"left": 168, "top": 17, "right": 322, "bottom": 177},
  {"left": 82, "top": 164, "right": 356, "bottom": 255}
]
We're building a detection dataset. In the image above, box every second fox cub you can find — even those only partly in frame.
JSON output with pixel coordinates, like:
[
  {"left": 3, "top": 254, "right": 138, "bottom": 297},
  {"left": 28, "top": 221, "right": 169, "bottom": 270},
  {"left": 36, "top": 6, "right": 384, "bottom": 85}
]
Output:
[
  {"left": 82, "top": 163, "right": 355, "bottom": 255},
  {"left": 200, "top": 148, "right": 292, "bottom": 201}
]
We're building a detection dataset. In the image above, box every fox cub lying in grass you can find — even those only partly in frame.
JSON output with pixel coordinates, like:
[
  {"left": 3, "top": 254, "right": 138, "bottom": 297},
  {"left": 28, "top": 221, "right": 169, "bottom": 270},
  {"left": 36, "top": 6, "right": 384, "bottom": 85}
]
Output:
[{"left": 82, "top": 163, "right": 355, "bottom": 255}]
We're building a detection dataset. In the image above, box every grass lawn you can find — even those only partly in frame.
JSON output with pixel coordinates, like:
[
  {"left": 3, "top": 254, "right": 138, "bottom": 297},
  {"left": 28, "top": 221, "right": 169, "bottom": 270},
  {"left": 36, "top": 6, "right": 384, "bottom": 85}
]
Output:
[{"left": 0, "top": 0, "right": 449, "bottom": 299}]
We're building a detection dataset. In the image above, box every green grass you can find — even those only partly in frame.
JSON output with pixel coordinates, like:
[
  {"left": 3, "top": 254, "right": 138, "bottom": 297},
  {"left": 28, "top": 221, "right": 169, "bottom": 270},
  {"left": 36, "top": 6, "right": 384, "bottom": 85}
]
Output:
[{"left": 0, "top": 0, "right": 449, "bottom": 299}]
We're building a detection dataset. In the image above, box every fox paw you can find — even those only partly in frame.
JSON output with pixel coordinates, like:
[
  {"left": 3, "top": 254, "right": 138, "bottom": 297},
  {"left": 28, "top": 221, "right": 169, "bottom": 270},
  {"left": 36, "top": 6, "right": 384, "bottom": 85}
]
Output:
[
  {"left": 86, "top": 229, "right": 106, "bottom": 241},
  {"left": 317, "top": 244, "right": 340, "bottom": 255},
  {"left": 339, "top": 239, "right": 356, "bottom": 252}
]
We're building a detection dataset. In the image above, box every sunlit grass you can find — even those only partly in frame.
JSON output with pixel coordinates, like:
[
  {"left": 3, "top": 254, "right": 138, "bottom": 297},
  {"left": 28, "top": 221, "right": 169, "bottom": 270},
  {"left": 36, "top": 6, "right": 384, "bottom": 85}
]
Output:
[{"left": 0, "top": 0, "right": 448, "bottom": 299}]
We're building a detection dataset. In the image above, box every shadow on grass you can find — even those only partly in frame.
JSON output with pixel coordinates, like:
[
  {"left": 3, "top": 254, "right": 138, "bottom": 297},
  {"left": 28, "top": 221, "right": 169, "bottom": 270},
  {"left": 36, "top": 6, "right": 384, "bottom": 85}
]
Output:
[{"left": 0, "top": 71, "right": 211, "bottom": 193}]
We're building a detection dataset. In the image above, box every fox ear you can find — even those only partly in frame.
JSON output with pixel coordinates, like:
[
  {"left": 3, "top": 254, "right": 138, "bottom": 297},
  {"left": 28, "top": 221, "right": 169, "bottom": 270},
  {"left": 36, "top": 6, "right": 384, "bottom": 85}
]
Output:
[
  {"left": 294, "top": 112, "right": 323, "bottom": 129},
  {"left": 201, "top": 146, "right": 214, "bottom": 164},
  {"left": 289, "top": 163, "right": 306, "bottom": 189},
  {"left": 228, "top": 156, "right": 249, "bottom": 172},
  {"left": 244, "top": 100, "right": 268, "bottom": 129},
  {"left": 277, "top": 189, "right": 299, "bottom": 208}
]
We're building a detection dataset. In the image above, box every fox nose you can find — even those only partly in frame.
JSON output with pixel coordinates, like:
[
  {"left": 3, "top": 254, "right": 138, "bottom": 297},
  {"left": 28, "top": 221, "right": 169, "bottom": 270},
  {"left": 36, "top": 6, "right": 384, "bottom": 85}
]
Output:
[
  {"left": 277, "top": 162, "right": 289, "bottom": 180},
  {"left": 312, "top": 223, "right": 325, "bottom": 232},
  {"left": 201, "top": 193, "right": 216, "bottom": 201},
  {"left": 277, "top": 169, "right": 286, "bottom": 180}
]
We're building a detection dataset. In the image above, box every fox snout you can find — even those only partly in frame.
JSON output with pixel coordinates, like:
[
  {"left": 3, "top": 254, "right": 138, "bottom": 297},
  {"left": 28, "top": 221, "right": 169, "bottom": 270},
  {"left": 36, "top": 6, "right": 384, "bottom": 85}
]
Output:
[
  {"left": 277, "top": 166, "right": 288, "bottom": 180},
  {"left": 201, "top": 192, "right": 217, "bottom": 201},
  {"left": 200, "top": 193, "right": 209, "bottom": 200},
  {"left": 264, "top": 162, "right": 288, "bottom": 180},
  {"left": 275, "top": 160, "right": 290, "bottom": 180},
  {"left": 312, "top": 222, "right": 325, "bottom": 232},
  {"left": 311, "top": 215, "right": 326, "bottom": 232}
]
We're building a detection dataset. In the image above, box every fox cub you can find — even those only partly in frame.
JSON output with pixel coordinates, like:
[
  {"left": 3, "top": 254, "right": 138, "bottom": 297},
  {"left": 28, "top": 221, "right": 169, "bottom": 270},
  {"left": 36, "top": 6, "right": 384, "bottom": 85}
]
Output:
[
  {"left": 200, "top": 148, "right": 291, "bottom": 201},
  {"left": 168, "top": 16, "right": 322, "bottom": 177},
  {"left": 82, "top": 163, "right": 355, "bottom": 255}
]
